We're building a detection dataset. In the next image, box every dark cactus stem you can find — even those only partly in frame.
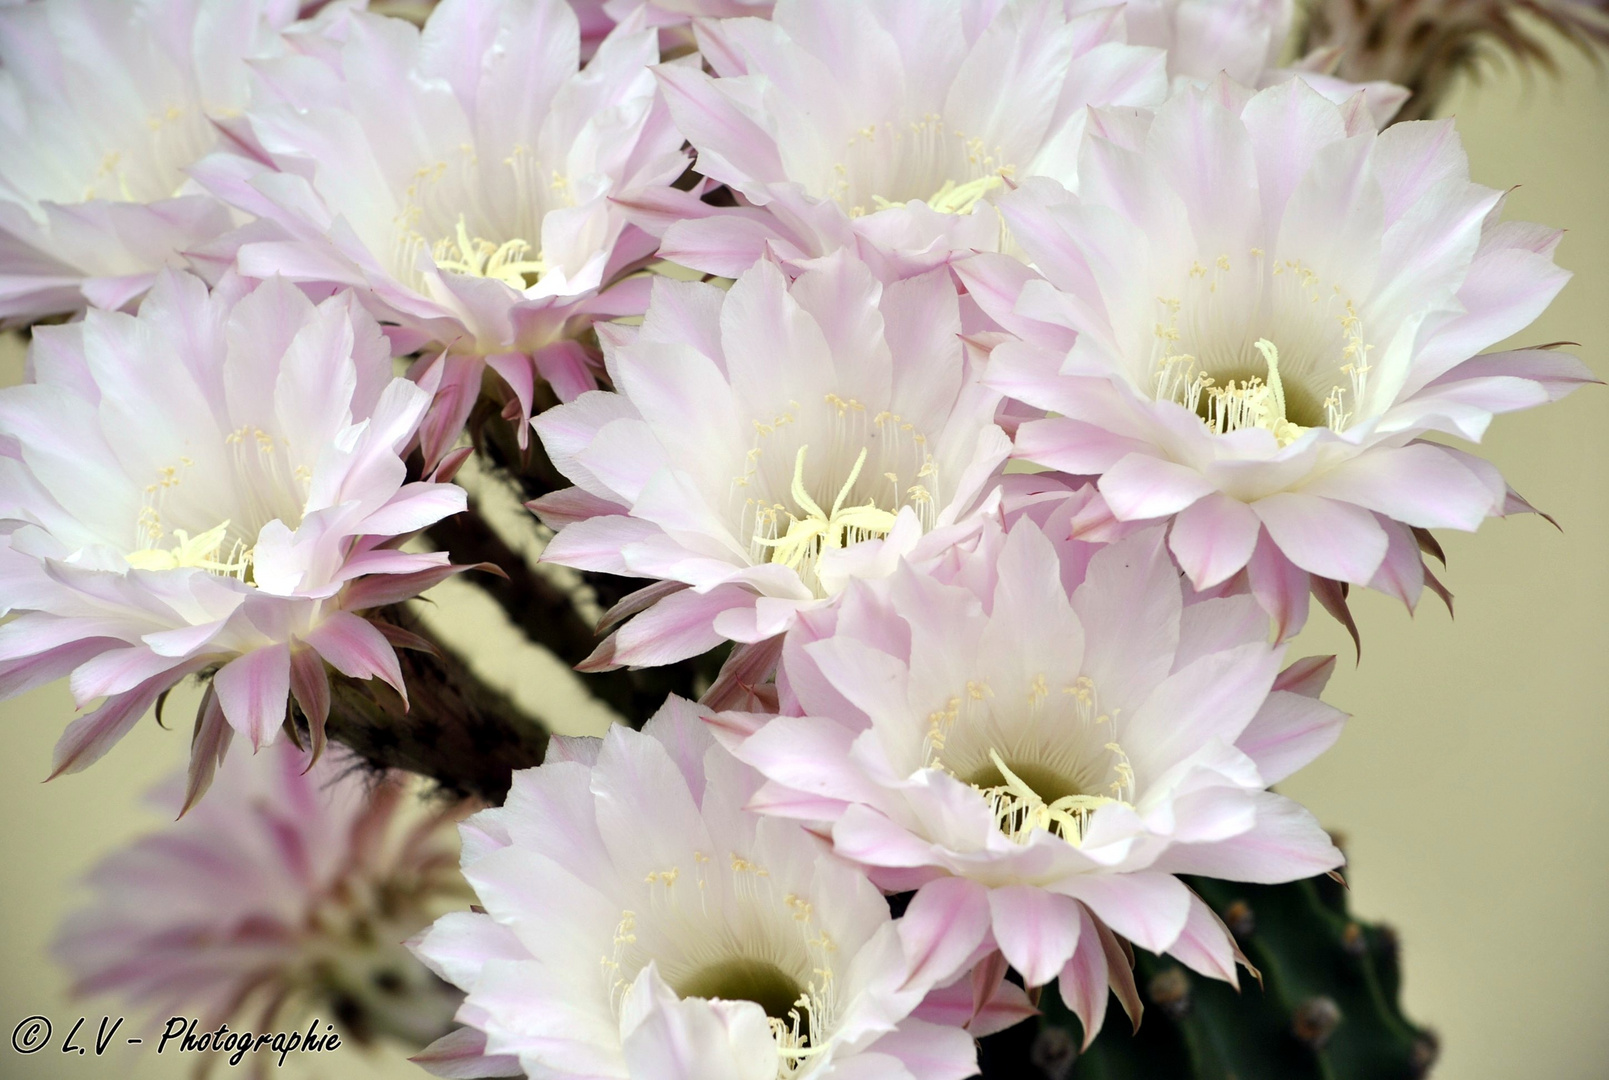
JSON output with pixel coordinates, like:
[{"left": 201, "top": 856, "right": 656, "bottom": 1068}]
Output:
[
  {"left": 1301, "top": 0, "right": 1609, "bottom": 123},
  {"left": 422, "top": 504, "right": 727, "bottom": 725},
  {"left": 320, "top": 607, "right": 549, "bottom": 803},
  {"left": 422, "top": 505, "right": 712, "bottom": 724},
  {"left": 435, "top": 392, "right": 728, "bottom": 726},
  {"left": 980, "top": 872, "right": 1437, "bottom": 1079}
]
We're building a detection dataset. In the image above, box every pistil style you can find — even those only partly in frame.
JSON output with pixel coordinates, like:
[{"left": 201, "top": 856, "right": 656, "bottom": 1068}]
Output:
[
  {"left": 754, "top": 445, "right": 900, "bottom": 578},
  {"left": 431, "top": 214, "right": 545, "bottom": 289}
]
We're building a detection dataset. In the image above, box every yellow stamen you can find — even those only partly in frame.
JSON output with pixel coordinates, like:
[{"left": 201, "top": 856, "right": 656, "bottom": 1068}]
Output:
[
  {"left": 431, "top": 213, "right": 544, "bottom": 289},
  {"left": 873, "top": 174, "right": 1005, "bottom": 216},
  {"left": 753, "top": 445, "right": 899, "bottom": 576},
  {"left": 976, "top": 747, "right": 1132, "bottom": 847},
  {"left": 125, "top": 520, "right": 252, "bottom": 579}
]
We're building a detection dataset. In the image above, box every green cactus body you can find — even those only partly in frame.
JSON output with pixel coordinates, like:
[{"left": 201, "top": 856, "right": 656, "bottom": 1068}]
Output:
[{"left": 996, "top": 874, "right": 1437, "bottom": 1080}]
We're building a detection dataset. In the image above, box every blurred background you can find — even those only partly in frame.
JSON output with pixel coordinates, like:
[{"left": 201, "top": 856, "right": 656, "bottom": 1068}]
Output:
[{"left": 1, "top": 33, "right": 1606, "bottom": 1080}]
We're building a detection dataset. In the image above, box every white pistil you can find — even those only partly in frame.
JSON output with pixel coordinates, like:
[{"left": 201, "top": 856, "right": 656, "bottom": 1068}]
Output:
[
  {"left": 127, "top": 425, "right": 312, "bottom": 583},
  {"left": 602, "top": 853, "right": 840, "bottom": 1080},
  {"left": 754, "top": 445, "right": 900, "bottom": 577},
  {"left": 1150, "top": 252, "right": 1375, "bottom": 441},
  {"left": 125, "top": 520, "right": 251, "bottom": 578},
  {"left": 977, "top": 747, "right": 1133, "bottom": 847},
  {"left": 431, "top": 214, "right": 544, "bottom": 289},
  {"left": 873, "top": 174, "right": 1005, "bottom": 216}
]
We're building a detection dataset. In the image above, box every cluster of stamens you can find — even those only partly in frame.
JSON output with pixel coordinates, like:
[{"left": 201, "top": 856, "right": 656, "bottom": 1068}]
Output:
[
  {"left": 602, "top": 851, "right": 840, "bottom": 1078},
  {"left": 125, "top": 425, "right": 312, "bottom": 583},
  {"left": 740, "top": 395, "right": 938, "bottom": 596},
  {"left": 927, "top": 674, "right": 1136, "bottom": 848},
  {"left": 1155, "top": 338, "right": 1305, "bottom": 446},
  {"left": 81, "top": 103, "right": 202, "bottom": 203},
  {"left": 828, "top": 113, "right": 1014, "bottom": 218},
  {"left": 124, "top": 521, "right": 251, "bottom": 578},
  {"left": 752, "top": 445, "right": 899, "bottom": 575},
  {"left": 1150, "top": 251, "right": 1375, "bottom": 443},
  {"left": 390, "top": 142, "right": 573, "bottom": 294},
  {"left": 978, "top": 746, "right": 1134, "bottom": 846},
  {"left": 431, "top": 214, "right": 545, "bottom": 289}
]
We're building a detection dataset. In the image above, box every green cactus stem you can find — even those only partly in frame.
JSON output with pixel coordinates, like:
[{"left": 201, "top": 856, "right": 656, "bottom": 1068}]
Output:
[{"left": 983, "top": 872, "right": 1437, "bottom": 1079}]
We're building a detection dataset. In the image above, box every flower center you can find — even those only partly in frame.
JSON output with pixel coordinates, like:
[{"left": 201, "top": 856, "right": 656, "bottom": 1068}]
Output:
[
  {"left": 738, "top": 396, "right": 938, "bottom": 597},
  {"left": 926, "top": 675, "right": 1135, "bottom": 847},
  {"left": 124, "top": 520, "right": 251, "bottom": 579},
  {"left": 1156, "top": 337, "right": 1307, "bottom": 447},
  {"left": 387, "top": 143, "right": 571, "bottom": 294},
  {"left": 873, "top": 175, "right": 1005, "bottom": 216},
  {"left": 604, "top": 853, "right": 841, "bottom": 1078},
  {"left": 972, "top": 747, "right": 1133, "bottom": 846},
  {"left": 828, "top": 114, "right": 1013, "bottom": 218},
  {"left": 430, "top": 214, "right": 545, "bottom": 290},
  {"left": 675, "top": 957, "right": 808, "bottom": 1026},
  {"left": 76, "top": 103, "right": 212, "bottom": 204},
  {"left": 753, "top": 444, "right": 899, "bottom": 578},
  {"left": 1150, "top": 251, "right": 1374, "bottom": 441},
  {"left": 126, "top": 426, "right": 311, "bottom": 583}
]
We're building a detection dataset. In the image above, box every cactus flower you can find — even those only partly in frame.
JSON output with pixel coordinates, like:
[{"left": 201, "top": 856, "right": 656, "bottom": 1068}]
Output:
[
  {"left": 411, "top": 697, "right": 978, "bottom": 1080},
  {"left": 716, "top": 522, "right": 1346, "bottom": 1044},
  {"left": 0, "top": 271, "right": 467, "bottom": 794},
  {"left": 55, "top": 740, "right": 467, "bottom": 1046},
  {"left": 959, "top": 78, "right": 1595, "bottom": 636},
  {"left": 0, "top": 0, "right": 295, "bottom": 322},
  {"left": 528, "top": 251, "right": 1010, "bottom": 668},
  {"left": 191, "top": 0, "right": 690, "bottom": 463}
]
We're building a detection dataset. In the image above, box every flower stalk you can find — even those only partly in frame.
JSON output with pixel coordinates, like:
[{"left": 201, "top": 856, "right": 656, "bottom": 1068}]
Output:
[{"left": 321, "top": 607, "right": 548, "bottom": 803}]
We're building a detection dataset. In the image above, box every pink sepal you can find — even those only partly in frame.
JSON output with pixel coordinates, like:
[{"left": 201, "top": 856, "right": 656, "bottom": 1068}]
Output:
[
  {"left": 410, "top": 1027, "right": 522, "bottom": 1079},
  {"left": 303, "top": 612, "right": 407, "bottom": 704},
  {"left": 49, "top": 670, "right": 181, "bottom": 779},
  {"left": 213, "top": 642, "right": 293, "bottom": 751}
]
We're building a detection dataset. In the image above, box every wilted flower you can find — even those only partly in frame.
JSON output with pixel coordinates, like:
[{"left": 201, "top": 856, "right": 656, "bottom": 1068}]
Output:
[
  {"left": 629, "top": 0, "right": 1165, "bottom": 278},
  {"left": 0, "top": 0, "right": 295, "bottom": 322},
  {"left": 55, "top": 740, "right": 467, "bottom": 1048},
  {"left": 1301, "top": 0, "right": 1609, "bottom": 122},
  {"left": 716, "top": 522, "right": 1345, "bottom": 1043},
  {"left": 192, "top": 0, "right": 691, "bottom": 465},
  {"left": 0, "top": 271, "right": 467, "bottom": 796},
  {"left": 572, "top": 0, "right": 775, "bottom": 55},
  {"left": 1117, "top": 0, "right": 1294, "bottom": 82},
  {"left": 528, "top": 251, "right": 1010, "bottom": 672},
  {"left": 1103, "top": 0, "right": 1408, "bottom": 125},
  {"left": 960, "top": 79, "right": 1596, "bottom": 637},
  {"left": 410, "top": 697, "right": 977, "bottom": 1080}
]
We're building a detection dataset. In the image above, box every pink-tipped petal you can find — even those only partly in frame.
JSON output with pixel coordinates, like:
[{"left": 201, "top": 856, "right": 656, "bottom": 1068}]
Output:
[
  {"left": 988, "top": 886, "right": 1084, "bottom": 988},
  {"left": 303, "top": 612, "right": 406, "bottom": 703},
  {"left": 1153, "top": 791, "right": 1343, "bottom": 883},
  {"left": 1057, "top": 904, "right": 1110, "bottom": 1050},
  {"left": 1169, "top": 491, "right": 1262, "bottom": 589},
  {"left": 49, "top": 676, "right": 171, "bottom": 779},
  {"left": 898, "top": 876, "right": 994, "bottom": 994},
  {"left": 1052, "top": 872, "right": 1191, "bottom": 955},
  {"left": 1237, "top": 690, "right": 1348, "bottom": 784},
  {"left": 411, "top": 1027, "right": 523, "bottom": 1079},
  {"left": 1098, "top": 453, "right": 1216, "bottom": 520},
  {"left": 1252, "top": 493, "right": 1389, "bottom": 583},
  {"left": 1246, "top": 529, "right": 1311, "bottom": 641},
  {"left": 1169, "top": 890, "right": 1241, "bottom": 987},
  {"left": 213, "top": 642, "right": 293, "bottom": 751}
]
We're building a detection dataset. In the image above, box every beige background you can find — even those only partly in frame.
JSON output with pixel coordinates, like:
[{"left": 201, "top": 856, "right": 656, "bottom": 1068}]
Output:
[{"left": 2, "top": 46, "right": 1607, "bottom": 1080}]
